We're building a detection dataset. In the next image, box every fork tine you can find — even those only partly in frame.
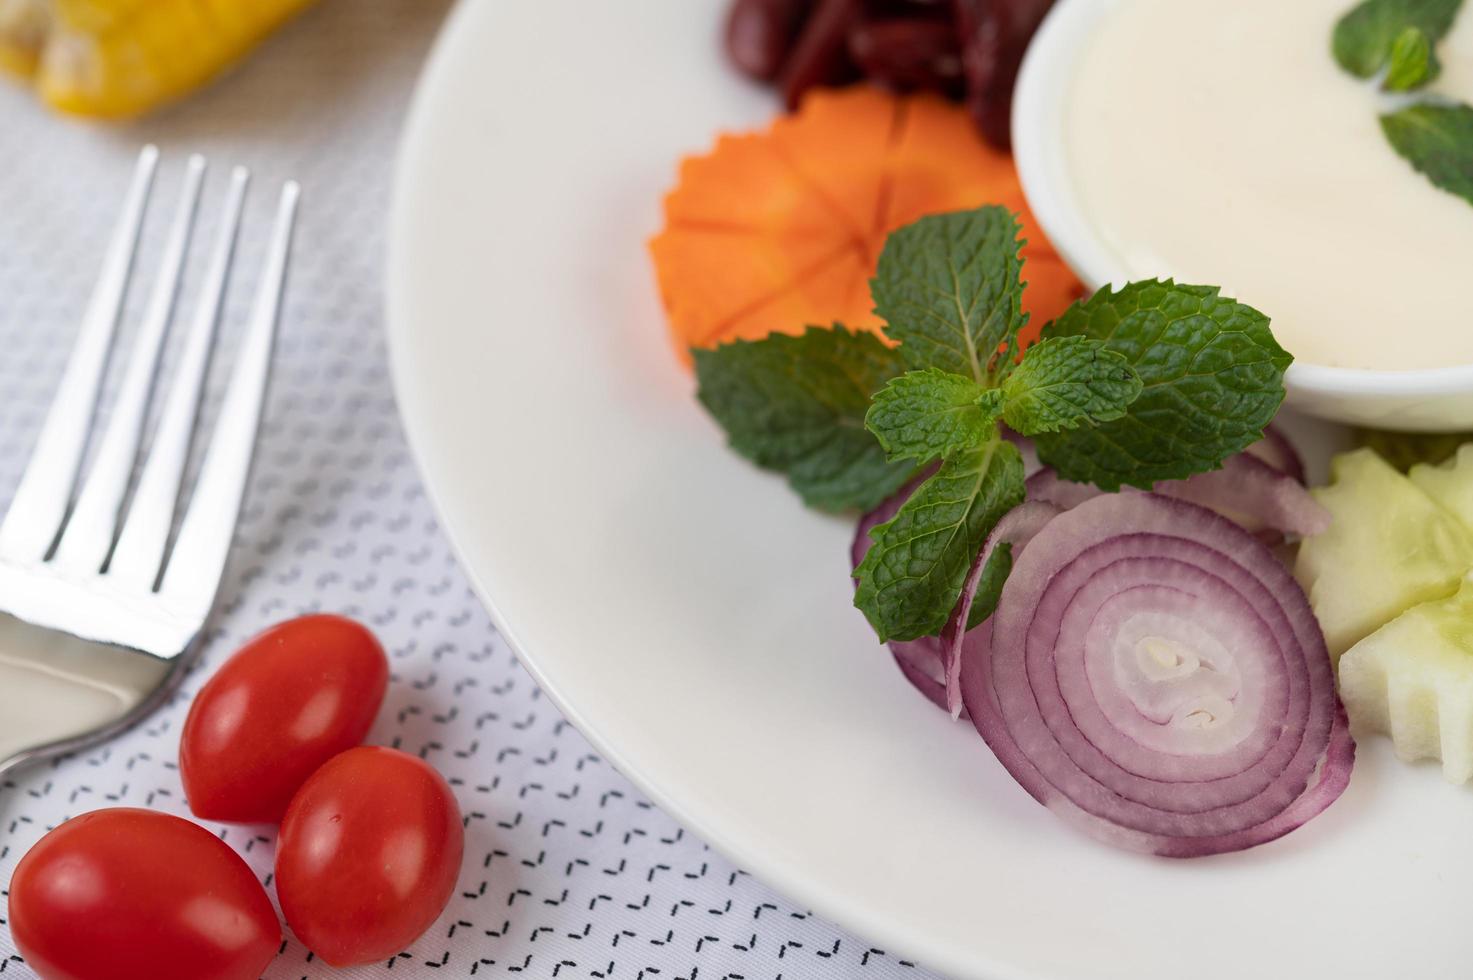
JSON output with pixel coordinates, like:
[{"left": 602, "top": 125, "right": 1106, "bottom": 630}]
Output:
[
  {"left": 157, "top": 180, "right": 297, "bottom": 611},
  {"left": 53, "top": 155, "right": 207, "bottom": 575},
  {"left": 108, "top": 166, "right": 250, "bottom": 591},
  {"left": 0, "top": 145, "right": 158, "bottom": 564}
]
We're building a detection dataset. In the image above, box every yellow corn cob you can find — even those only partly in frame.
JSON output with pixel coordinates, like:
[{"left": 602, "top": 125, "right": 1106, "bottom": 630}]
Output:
[
  {"left": 0, "top": 0, "right": 316, "bottom": 118},
  {"left": 0, "top": 0, "right": 50, "bottom": 77}
]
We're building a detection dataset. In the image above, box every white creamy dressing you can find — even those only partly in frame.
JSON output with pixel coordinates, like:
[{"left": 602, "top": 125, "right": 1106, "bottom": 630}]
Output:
[{"left": 1065, "top": 0, "right": 1473, "bottom": 370}]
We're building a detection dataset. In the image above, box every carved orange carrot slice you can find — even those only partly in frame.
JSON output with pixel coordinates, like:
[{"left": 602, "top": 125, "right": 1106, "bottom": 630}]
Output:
[{"left": 650, "top": 86, "right": 1084, "bottom": 363}]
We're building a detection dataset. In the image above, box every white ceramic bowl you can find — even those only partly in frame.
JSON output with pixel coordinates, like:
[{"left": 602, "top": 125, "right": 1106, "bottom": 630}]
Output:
[{"left": 1011, "top": 0, "right": 1473, "bottom": 432}]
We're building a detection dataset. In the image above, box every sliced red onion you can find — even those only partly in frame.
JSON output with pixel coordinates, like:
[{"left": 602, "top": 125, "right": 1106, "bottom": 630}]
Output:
[
  {"left": 961, "top": 492, "right": 1352, "bottom": 857},
  {"left": 1154, "top": 452, "right": 1330, "bottom": 538},
  {"left": 1245, "top": 423, "right": 1307, "bottom": 484},
  {"left": 937, "top": 500, "right": 1060, "bottom": 718},
  {"left": 853, "top": 468, "right": 951, "bottom": 710},
  {"left": 851, "top": 466, "right": 937, "bottom": 575},
  {"left": 1027, "top": 452, "right": 1328, "bottom": 538},
  {"left": 890, "top": 635, "right": 949, "bottom": 711},
  {"left": 851, "top": 470, "right": 1055, "bottom": 715},
  {"left": 1024, "top": 467, "right": 1102, "bottom": 510},
  {"left": 857, "top": 432, "right": 1322, "bottom": 720}
]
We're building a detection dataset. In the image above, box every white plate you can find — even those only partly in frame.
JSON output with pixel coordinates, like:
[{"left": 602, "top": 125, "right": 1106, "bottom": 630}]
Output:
[{"left": 386, "top": 3, "right": 1473, "bottom": 978}]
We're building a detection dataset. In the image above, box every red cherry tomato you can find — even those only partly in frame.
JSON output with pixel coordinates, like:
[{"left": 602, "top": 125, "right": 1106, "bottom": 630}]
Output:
[
  {"left": 275, "top": 746, "right": 463, "bottom": 966},
  {"left": 181, "top": 614, "right": 388, "bottom": 823},
  {"left": 7, "top": 808, "right": 279, "bottom": 980}
]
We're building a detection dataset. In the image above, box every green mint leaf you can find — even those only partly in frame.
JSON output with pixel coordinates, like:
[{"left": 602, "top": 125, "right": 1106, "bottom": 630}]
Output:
[
  {"left": 1332, "top": 0, "right": 1460, "bottom": 79},
  {"left": 853, "top": 438, "right": 1025, "bottom": 642},
  {"left": 872, "top": 206, "right": 1027, "bottom": 384},
  {"left": 1380, "top": 102, "right": 1473, "bottom": 206},
  {"left": 864, "top": 368, "right": 1000, "bottom": 463},
  {"left": 693, "top": 325, "right": 918, "bottom": 512},
  {"left": 976, "top": 387, "right": 1006, "bottom": 418},
  {"left": 1000, "top": 336, "right": 1142, "bottom": 436},
  {"left": 965, "top": 541, "right": 1012, "bottom": 631},
  {"left": 1383, "top": 26, "right": 1438, "bottom": 89},
  {"left": 1033, "top": 281, "right": 1290, "bottom": 490}
]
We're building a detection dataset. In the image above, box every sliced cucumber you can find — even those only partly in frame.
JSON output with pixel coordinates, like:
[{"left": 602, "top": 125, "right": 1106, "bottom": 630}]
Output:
[
  {"left": 1340, "top": 579, "right": 1473, "bottom": 783},
  {"left": 1410, "top": 444, "right": 1473, "bottom": 529},
  {"left": 1295, "top": 448, "right": 1473, "bottom": 662}
]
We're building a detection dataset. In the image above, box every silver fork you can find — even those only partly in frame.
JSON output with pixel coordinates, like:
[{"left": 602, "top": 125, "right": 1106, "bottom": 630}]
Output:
[{"left": 0, "top": 147, "right": 299, "bottom": 775}]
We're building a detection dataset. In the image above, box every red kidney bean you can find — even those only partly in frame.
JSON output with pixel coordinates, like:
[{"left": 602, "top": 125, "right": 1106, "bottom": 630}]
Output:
[
  {"left": 862, "top": 0, "right": 948, "bottom": 14},
  {"left": 726, "top": 0, "right": 814, "bottom": 82},
  {"left": 847, "top": 16, "right": 963, "bottom": 95},
  {"left": 779, "top": 0, "right": 863, "bottom": 110},
  {"left": 952, "top": 0, "right": 1056, "bottom": 149}
]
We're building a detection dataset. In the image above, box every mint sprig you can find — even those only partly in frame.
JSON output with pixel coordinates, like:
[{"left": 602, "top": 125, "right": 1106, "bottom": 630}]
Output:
[
  {"left": 691, "top": 209, "right": 1288, "bottom": 645},
  {"left": 1000, "top": 336, "right": 1142, "bottom": 435},
  {"left": 853, "top": 438, "right": 1024, "bottom": 642},
  {"left": 1332, "top": 0, "right": 1460, "bottom": 82},
  {"left": 692, "top": 326, "right": 916, "bottom": 512},
  {"left": 1033, "top": 281, "right": 1290, "bottom": 490},
  {"left": 865, "top": 368, "right": 1001, "bottom": 464},
  {"left": 963, "top": 542, "right": 1012, "bottom": 631},
  {"left": 1383, "top": 26, "right": 1436, "bottom": 90},
  {"left": 1331, "top": 0, "right": 1473, "bottom": 206},
  {"left": 872, "top": 206, "right": 1026, "bottom": 383},
  {"left": 1380, "top": 103, "right": 1473, "bottom": 205}
]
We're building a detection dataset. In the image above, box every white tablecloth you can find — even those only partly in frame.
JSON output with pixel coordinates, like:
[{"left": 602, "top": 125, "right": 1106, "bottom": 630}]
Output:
[{"left": 0, "top": 3, "right": 942, "bottom": 978}]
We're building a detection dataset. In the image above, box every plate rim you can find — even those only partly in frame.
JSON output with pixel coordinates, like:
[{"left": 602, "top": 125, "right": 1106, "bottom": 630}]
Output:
[
  {"left": 386, "top": 5, "right": 1419, "bottom": 979},
  {"left": 382, "top": 5, "right": 1053, "bottom": 978}
]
